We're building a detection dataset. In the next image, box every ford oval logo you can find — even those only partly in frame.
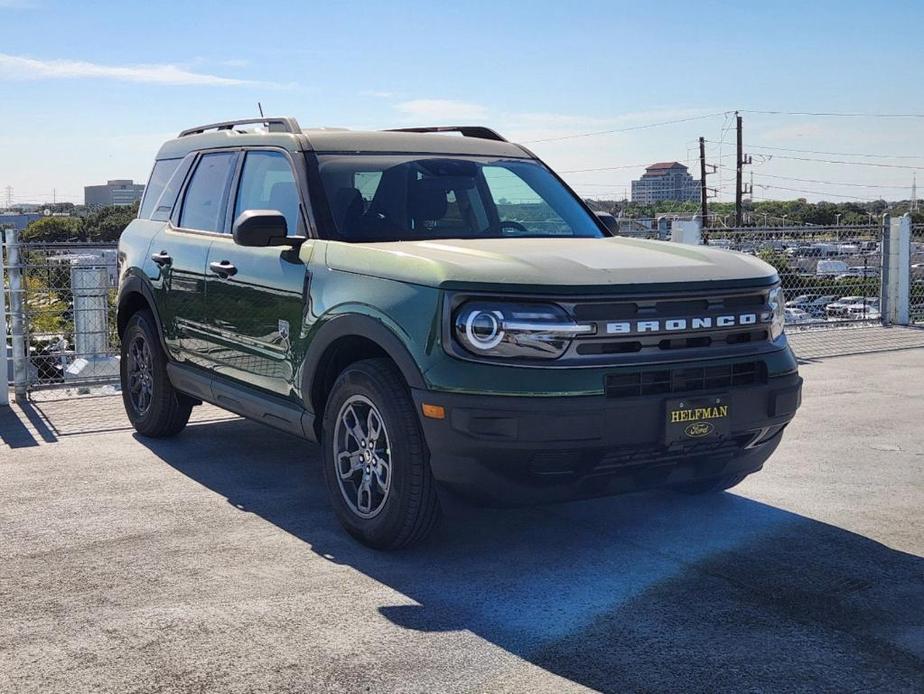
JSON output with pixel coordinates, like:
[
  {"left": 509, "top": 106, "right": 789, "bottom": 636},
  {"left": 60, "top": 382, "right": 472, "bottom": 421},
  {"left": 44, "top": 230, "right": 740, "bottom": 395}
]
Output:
[{"left": 685, "top": 422, "right": 714, "bottom": 438}]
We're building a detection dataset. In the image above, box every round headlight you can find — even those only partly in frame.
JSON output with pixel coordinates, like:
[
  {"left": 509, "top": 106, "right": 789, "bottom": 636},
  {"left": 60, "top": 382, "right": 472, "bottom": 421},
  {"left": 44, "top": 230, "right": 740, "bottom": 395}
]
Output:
[
  {"left": 465, "top": 309, "right": 505, "bottom": 349},
  {"left": 452, "top": 301, "right": 594, "bottom": 359}
]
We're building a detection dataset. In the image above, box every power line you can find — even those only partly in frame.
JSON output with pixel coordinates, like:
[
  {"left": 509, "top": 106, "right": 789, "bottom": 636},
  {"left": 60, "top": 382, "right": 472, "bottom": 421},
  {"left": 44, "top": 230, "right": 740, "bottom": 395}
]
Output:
[
  {"left": 740, "top": 109, "right": 924, "bottom": 118},
  {"left": 753, "top": 182, "right": 887, "bottom": 200},
  {"left": 712, "top": 163, "right": 911, "bottom": 190},
  {"left": 750, "top": 171, "right": 910, "bottom": 190},
  {"left": 521, "top": 111, "right": 730, "bottom": 144},
  {"left": 745, "top": 143, "right": 924, "bottom": 160},
  {"left": 559, "top": 163, "right": 652, "bottom": 174},
  {"left": 758, "top": 153, "right": 923, "bottom": 170}
]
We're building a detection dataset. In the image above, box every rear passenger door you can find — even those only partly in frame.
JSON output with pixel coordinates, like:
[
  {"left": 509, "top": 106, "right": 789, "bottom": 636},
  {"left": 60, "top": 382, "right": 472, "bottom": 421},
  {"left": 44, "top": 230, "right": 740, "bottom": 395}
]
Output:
[
  {"left": 152, "top": 150, "right": 238, "bottom": 366},
  {"left": 203, "top": 148, "right": 311, "bottom": 399}
]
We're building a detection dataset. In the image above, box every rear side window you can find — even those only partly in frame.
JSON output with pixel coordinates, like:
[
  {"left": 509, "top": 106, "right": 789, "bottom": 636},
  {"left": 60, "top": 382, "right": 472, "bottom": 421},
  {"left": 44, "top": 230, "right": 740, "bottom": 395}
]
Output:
[
  {"left": 139, "top": 159, "right": 180, "bottom": 219},
  {"left": 179, "top": 152, "right": 237, "bottom": 232}
]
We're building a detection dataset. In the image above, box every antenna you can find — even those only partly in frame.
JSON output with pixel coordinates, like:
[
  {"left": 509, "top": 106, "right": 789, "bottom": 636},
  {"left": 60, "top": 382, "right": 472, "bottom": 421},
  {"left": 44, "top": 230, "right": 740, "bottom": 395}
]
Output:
[{"left": 258, "top": 102, "right": 265, "bottom": 118}]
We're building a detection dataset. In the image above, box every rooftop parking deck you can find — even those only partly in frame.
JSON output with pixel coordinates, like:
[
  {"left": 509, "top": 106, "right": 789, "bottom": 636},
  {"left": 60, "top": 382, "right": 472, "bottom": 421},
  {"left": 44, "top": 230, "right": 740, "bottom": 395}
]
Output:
[{"left": 1, "top": 336, "right": 922, "bottom": 693}]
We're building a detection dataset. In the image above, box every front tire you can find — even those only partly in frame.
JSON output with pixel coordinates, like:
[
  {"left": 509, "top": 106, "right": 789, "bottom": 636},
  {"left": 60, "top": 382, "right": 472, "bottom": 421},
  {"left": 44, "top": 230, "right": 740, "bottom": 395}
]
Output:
[
  {"left": 321, "top": 358, "right": 440, "bottom": 549},
  {"left": 120, "top": 310, "right": 192, "bottom": 438}
]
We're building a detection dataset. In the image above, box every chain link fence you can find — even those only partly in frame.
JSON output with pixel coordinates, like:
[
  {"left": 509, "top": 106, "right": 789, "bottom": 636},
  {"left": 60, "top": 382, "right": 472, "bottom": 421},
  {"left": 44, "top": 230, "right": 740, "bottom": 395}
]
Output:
[
  {"left": 913, "top": 223, "right": 924, "bottom": 325},
  {"left": 702, "top": 224, "right": 883, "bottom": 329},
  {"left": 2, "top": 230, "right": 120, "bottom": 396}
]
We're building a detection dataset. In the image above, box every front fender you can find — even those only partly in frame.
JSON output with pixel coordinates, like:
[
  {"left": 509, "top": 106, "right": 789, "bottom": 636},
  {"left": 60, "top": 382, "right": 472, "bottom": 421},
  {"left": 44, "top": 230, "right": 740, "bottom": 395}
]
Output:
[{"left": 299, "top": 311, "right": 428, "bottom": 411}]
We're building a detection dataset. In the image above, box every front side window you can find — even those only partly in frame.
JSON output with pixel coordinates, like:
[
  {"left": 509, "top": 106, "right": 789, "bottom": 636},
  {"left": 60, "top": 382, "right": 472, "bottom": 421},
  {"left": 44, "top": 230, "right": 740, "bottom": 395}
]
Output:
[
  {"left": 179, "top": 152, "right": 237, "bottom": 232},
  {"left": 315, "top": 155, "right": 603, "bottom": 242},
  {"left": 234, "top": 150, "right": 301, "bottom": 235}
]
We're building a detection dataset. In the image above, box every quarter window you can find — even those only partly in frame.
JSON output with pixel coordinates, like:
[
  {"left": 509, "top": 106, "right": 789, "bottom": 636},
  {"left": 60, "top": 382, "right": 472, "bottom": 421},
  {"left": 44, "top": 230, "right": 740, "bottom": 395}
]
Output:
[
  {"left": 234, "top": 151, "right": 301, "bottom": 235},
  {"left": 150, "top": 154, "right": 195, "bottom": 222},
  {"left": 139, "top": 159, "right": 180, "bottom": 219},
  {"left": 179, "top": 152, "right": 237, "bottom": 232}
]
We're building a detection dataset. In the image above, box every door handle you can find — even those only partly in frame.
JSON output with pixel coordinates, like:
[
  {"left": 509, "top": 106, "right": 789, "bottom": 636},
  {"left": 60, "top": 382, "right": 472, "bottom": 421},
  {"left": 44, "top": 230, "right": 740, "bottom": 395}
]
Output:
[
  {"left": 151, "top": 251, "right": 172, "bottom": 266},
  {"left": 209, "top": 260, "right": 237, "bottom": 277}
]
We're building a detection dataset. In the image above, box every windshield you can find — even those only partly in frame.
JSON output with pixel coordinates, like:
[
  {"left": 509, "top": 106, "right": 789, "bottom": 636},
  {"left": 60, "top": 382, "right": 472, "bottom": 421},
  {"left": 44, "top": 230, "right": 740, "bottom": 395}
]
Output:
[{"left": 315, "top": 154, "right": 605, "bottom": 242}]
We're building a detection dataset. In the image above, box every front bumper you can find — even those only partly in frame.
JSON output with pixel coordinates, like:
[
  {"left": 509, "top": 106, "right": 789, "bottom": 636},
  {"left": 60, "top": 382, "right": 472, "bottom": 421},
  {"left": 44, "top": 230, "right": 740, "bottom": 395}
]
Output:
[{"left": 411, "top": 372, "right": 802, "bottom": 506}]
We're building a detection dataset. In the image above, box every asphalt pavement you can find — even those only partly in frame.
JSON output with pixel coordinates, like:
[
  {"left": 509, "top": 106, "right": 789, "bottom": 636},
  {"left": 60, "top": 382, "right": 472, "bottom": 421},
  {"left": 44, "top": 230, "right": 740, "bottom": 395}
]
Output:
[{"left": 1, "top": 345, "right": 922, "bottom": 693}]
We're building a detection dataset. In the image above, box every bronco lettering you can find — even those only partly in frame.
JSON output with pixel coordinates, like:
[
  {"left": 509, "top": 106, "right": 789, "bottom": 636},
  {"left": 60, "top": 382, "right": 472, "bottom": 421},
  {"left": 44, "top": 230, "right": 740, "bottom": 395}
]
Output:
[{"left": 607, "top": 313, "right": 760, "bottom": 335}]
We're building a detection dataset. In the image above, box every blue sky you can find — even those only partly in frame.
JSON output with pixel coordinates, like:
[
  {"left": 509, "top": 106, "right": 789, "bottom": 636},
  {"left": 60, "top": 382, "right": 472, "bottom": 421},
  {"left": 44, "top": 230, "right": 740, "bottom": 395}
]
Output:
[{"left": 1, "top": 0, "right": 923, "bottom": 205}]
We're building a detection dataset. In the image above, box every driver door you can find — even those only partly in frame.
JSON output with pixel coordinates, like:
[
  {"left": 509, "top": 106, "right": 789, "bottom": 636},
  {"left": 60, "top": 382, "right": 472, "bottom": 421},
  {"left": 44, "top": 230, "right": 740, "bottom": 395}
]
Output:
[{"left": 203, "top": 149, "right": 311, "bottom": 399}]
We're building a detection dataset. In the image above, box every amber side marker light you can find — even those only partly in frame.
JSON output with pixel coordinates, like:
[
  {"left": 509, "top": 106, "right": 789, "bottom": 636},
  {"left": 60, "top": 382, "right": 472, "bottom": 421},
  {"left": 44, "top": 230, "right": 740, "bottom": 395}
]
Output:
[{"left": 421, "top": 403, "right": 446, "bottom": 420}]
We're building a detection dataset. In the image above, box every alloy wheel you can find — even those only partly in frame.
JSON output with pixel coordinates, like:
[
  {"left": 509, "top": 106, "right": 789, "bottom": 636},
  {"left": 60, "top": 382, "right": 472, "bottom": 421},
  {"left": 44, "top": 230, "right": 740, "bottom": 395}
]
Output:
[
  {"left": 127, "top": 334, "right": 154, "bottom": 416},
  {"left": 333, "top": 395, "right": 392, "bottom": 519}
]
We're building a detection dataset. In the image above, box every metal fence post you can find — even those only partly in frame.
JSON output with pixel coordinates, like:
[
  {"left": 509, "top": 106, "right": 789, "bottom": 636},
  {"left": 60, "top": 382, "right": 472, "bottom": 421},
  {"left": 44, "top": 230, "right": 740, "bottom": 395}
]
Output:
[
  {"left": 0, "top": 231, "right": 9, "bottom": 407},
  {"left": 656, "top": 216, "right": 669, "bottom": 240},
  {"left": 886, "top": 213, "right": 911, "bottom": 325},
  {"left": 671, "top": 216, "right": 702, "bottom": 245},
  {"left": 7, "top": 229, "right": 28, "bottom": 400},
  {"left": 879, "top": 214, "right": 891, "bottom": 325}
]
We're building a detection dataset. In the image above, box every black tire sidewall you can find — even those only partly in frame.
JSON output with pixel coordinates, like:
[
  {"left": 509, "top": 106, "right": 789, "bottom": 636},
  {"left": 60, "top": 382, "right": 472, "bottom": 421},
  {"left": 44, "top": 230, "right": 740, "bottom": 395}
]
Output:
[
  {"left": 320, "top": 361, "right": 427, "bottom": 548},
  {"left": 120, "top": 311, "right": 179, "bottom": 434}
]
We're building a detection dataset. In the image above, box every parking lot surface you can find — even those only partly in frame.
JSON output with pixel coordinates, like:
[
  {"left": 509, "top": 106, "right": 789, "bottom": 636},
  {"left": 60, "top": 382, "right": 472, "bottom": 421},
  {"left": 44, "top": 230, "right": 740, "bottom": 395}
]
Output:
[{"left": 2, "top": 344, "right": 923, "bottom": 693}]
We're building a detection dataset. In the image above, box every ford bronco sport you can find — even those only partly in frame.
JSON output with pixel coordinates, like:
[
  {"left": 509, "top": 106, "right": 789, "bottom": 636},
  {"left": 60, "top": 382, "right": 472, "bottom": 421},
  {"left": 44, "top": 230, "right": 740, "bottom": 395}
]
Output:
[{"left": 117, "top": 117, "right": 802, "bottom": 548}]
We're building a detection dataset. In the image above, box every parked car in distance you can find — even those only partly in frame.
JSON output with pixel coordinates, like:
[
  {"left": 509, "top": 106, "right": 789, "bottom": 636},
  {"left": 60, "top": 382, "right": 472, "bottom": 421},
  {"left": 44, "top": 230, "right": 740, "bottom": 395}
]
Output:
[
  {"left": 115, "top": 116, "right": 802, "bottom": 548},
  {"left": 803, "top": 295, "right": 838, "bottom": 317},
  {"left": 827, "top": 296, "right": 878, "bottom": 318},
  {"left": 784, "top": 307, "right": 811, "bottom": 324},
  {"left": 817, "top": 259, "right": 848, "bottom": 276},
  {"left": 845, "top": 304, "right": 880, "bottom": 320},
  {"left": 836, "top": 266, "right": 879, "bottom": 281}
]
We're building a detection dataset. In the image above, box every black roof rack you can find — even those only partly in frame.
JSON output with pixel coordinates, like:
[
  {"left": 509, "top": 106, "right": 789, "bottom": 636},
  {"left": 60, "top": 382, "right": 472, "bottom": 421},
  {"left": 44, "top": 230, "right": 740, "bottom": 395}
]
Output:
[
  {"left": 383, "top": 126, "right": 508, "bottom": 142},
  {"left": 178, "top": 117, "right": 302, "bottom": 138}
]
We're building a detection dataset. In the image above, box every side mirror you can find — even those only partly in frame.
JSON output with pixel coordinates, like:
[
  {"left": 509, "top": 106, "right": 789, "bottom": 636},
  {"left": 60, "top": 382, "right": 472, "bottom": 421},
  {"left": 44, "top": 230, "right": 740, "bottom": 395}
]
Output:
[{"left": 232, "top": 210, "right": 292, "bottom": 247}]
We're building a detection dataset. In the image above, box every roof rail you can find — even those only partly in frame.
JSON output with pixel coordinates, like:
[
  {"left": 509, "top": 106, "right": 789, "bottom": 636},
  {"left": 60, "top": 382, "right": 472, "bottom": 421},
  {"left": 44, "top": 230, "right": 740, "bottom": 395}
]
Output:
[
  {"left": 383, "top": 126, "right": 508, "bottom": 142},
  {"left": 178, "top": 117, "right": 302, "bottom": 138}
]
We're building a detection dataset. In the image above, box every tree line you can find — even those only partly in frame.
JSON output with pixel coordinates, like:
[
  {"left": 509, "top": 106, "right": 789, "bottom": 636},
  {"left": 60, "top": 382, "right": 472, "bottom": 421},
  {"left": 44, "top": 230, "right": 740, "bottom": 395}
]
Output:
[
  {"left": 14, "top": 201, "right": 140, "bottom": 243},
  {"left": 588, "top": 198, "right": 924, "bottom": 226}
]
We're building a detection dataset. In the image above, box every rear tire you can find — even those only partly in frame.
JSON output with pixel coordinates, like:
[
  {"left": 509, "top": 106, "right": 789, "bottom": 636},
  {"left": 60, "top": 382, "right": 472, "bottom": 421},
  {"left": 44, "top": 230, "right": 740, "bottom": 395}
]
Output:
[
  {"left": 674, "top": 472, "right": 749, "bottom": 495},
  {"left": 321, "top": 358, "right": 440, "bottom": 549},
  {"left": 120, "top": 310, "right": 192, "bottom": 438}
]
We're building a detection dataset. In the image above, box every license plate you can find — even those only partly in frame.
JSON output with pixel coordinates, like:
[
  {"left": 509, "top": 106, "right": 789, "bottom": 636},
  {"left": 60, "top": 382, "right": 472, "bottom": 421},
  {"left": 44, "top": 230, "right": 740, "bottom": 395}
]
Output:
[{"left": 665, "top": 395, "right": 730, "bottom": 445}]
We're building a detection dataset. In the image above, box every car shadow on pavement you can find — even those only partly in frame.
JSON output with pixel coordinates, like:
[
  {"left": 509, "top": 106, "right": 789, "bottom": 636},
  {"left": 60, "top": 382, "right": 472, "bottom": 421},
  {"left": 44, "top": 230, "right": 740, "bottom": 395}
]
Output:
[{"left": 137, "top": 417, "right": 924, "bottom": 693}]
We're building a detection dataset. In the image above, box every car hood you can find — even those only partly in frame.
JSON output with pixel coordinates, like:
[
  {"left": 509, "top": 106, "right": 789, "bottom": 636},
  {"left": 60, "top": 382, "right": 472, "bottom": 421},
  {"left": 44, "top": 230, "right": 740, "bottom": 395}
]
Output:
[{"left": 323, "top": 236, "right": 777, "bottom": 293}]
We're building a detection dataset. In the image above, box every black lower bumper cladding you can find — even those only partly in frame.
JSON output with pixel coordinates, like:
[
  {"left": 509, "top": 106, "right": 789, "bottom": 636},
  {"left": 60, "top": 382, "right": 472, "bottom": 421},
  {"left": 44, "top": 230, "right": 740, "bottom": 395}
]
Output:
[{"left": 412, "top": 372, "right": 802, "bottom": 506}]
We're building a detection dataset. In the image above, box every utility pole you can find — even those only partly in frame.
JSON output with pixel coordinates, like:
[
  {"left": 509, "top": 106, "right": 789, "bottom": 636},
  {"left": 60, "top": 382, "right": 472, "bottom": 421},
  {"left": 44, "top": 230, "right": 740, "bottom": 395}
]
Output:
[
  {"left": 735, "top": 111, "right": 743, "bottom": 226},
  {"left": 698, "top": 136, "right": 718, "bottom": 227},
  {"left": 699, "top": 137, "right": 708, "bottom": 222},
  {"left": 912, "top": 173, "right": 918, "bottom": 212}
]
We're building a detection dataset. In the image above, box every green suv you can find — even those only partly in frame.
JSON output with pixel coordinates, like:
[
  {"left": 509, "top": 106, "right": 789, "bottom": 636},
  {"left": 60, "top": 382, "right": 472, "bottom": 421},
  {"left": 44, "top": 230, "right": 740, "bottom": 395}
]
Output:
[{"left": 117, "top": 117, "right": 802, "bottom": 548}]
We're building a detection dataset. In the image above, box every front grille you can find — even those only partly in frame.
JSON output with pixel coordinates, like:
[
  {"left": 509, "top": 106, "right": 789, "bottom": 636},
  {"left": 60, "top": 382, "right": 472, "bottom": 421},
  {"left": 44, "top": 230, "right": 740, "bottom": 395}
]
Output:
[
  {"left": 605, "top": 361, "right": 766, "bottom": 398},
  {"left": 564, "top": 288, "right": 774, "bottom": 360}
]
